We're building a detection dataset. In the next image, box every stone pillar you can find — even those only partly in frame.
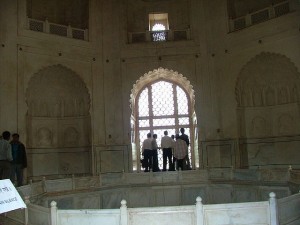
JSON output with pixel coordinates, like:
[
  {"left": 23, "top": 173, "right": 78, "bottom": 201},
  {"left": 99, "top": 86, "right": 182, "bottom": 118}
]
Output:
[
  {"left": 50, "top": 201, "right": 58, "bottom": 225},
  {"left": 24, "top": 196, "right": 30, "bottom": 225},
  {"left": 67, "top": 25, "right": 72, "bottom": 38},
  {"left": 269, "top": 192, "right": 279, "bottom": 225},
  {"left": 120, "top": 200, "right": 128, "bottom": 225},
  {"left": 195, "top": 196, "right": 204, "bottom": 225},
  {"left": 42, "top": 177, "right": 47, "bottom": 193}
]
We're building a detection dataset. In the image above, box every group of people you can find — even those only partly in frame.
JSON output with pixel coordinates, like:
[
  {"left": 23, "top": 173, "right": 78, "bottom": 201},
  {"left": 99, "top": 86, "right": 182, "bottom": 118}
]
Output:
[
  {"left": 0, "top": 131, "right": 27, "bottom": 187},
  {"left": 142, "top": 128, "right": 191, "bottom": 172}
]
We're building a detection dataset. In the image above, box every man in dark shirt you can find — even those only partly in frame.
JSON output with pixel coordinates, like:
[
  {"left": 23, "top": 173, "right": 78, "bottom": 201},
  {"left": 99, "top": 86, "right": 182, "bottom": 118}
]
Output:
[
  {"left": 180, "top": 128, "right": 191, "bottom": 170},
  {"left": 10, "top": 133, "right": 27, "bottom": 187},
  {"left": 180, "top": 128, "right": 189, "bottom": 146}
]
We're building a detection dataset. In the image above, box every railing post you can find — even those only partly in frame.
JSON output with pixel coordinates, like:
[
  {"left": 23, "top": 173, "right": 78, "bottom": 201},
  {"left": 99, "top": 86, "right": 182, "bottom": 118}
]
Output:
[
  {"left": 269, "top": 192, "right": 279, "bottom": 225},
  {"left": 24, "top": 196, "right": 30, "bottom": 225},
  {"left": 120, "top": 200, "right": 128, "bottom": 225},
  {"left": 67, "top": 25, "right": 72, "bottom": 38},
  {"left": 50, "top": 201, "right": 58, "bottom": 225},
  {"left": 42, "top": 177, "right": 47, "bottom": 193},
  {"left": 72, "top": 174, "right": 75, "bottom": 190},
  {"left": 228, "top": 19, "right": 235, "bottom": 32},
  {"left": 84, "top": 29, "right": 88, "bottom": 41},
  {"left": 245, "top": 13, "right": 251, "bottom": 27},
  {"left": 195, "top": 197, "right": 204, "bottom": 225},
  {"left": 122, "top": 170, "right": 126, "bottom": 182},
  {"left": 268, "top": 5, "right": 276, "bottom": 19},
  {"left": 257, "top": 165, "right": 262, "bottom": 181},
  {"left": 26, "top": 16, "right": 30, "bottom": 29},
  {"left": 45, "top": 18, "right": 50, "bottom": 33},
  {"left": 99, "top": 173, "right": 102, "bottom": 187},
  {"left": 288, "top": 165, "right": 292, "bottom": 181}
]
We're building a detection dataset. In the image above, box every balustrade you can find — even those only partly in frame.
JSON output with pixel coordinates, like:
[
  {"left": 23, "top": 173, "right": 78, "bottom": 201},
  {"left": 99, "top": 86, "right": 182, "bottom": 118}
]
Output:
[
  {"left": 229, "top": 0, "right": 294, "bottom": 32},
  {"left": 128, "top": 29, "right": 190, "bottom": 44},
  {"left": 27, "top": 17, "right": 89, "bottom": 41}
]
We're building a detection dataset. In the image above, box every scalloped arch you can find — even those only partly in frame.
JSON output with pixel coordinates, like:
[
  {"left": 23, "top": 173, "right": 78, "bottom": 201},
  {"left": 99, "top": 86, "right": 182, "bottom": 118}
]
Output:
[
  {"left": 26, "top": 64, "right": 91, "bottom": 117},
  {"left": 26, "top": 64, "right": 91, "bottom": 102},
  {"left": 235, "top": 52, "right": 300, "bottom": 105},
  {"left": 130, "top": 67, "right": 195, "bottom": 111}
]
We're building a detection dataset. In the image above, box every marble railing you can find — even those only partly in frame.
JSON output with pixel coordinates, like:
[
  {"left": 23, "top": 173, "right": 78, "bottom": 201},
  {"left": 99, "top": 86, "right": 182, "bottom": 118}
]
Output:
[
  {"left": 27, "top": 17, "right": 89, "bottom": 41},
  {"left": 4, "top": 169, "right": 300, "bottom": 225},
  {"left": 7, "top": 193, "right": 296, "bottom": 225},
  {"left": 229, "top": 0, "right": 295, "bottom": 32},
  {"left": 289, "top": 169, "right": 300, "bottom": 183},
  {"left": 128, "top": 29, "right": 191, "bottom": 43},
  {"left": 17, "top": 167, "right": 295, "bottom": 197},
  {"left": 278, "top": 193, "right": 300, "bottom": 224}
]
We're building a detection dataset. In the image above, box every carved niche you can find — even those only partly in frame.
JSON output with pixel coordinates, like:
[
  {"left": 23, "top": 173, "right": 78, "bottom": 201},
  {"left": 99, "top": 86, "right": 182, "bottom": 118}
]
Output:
[
  {"left": 278, "top": 114, "right": 294, "bottom": 135},
  {"left": 26, "top": 64, "right": 91, "bottom": 148},
  {"left": 37, "top": 127, "right": 53, "bottom": 147},
  {"left": 251, "top": 117, "right": 267, "bottom": 137},
  {"left": 27, "top": 65, "right": 90, "bottom": 118},
  {"left": 236, "top": 52, "right": 300, "bottom": 137}
]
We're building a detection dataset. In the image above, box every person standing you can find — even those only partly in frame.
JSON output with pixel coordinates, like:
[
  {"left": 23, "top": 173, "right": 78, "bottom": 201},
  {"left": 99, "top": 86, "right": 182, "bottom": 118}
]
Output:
[
  {"left": 0, "top": 131, "right": 13, "bottom": 179},
  {"left": 161, "top": 131, "right": 173, "bottom": 171},
  {"left": 142, "top": 133, "right": 153, "bottom": 172},
  {"left": 179, "top": 128, "right": 189, "bottom": 146},
  {"left": 171, "top": 134, "right": 176, "bottom": 171},
  {"left": 10, "top": 133, "right": 27, "bottom": 187},
  {"left": 180, "top": 128, "right": 191, "bottom": 169},
  {"left": 152, "top": 134, "right": 160, "bottom": 172},
  {"left": 173, "top": 134, "right": 188, "bottom": 171}
]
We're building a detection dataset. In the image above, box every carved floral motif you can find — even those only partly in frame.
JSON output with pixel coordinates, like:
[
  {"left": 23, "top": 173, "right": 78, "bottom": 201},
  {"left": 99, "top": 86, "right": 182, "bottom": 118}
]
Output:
[
  {"left": 236, "top": 53, "right": 300, "bottom": 137},
  {"left": 26, "top": 64, "right": 90, "bottom": 117}
]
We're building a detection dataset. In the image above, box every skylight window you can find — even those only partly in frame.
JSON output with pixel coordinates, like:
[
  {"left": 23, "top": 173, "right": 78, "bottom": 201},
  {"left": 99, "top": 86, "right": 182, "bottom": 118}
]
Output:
[
  {"left": 149, "top": 13, "right": 169, "bottom": 42},
  {"left": 152, "top": 23, "right": 166, "bottom": 31}
]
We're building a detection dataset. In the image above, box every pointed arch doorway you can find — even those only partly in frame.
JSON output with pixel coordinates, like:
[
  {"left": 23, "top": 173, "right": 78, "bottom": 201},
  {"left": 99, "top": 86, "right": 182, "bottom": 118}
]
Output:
[{"left": 130, "top": 68, "right": 198, "bottom": 171}]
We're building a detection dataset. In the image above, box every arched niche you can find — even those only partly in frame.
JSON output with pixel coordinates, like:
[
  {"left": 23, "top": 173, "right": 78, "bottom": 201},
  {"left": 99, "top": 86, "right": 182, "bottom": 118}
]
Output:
[
  {"left": 26, "top": 64, "right": 90, "bottom": 118},
  {"left": 236, "top": 52, "right": 300, "bottom": 138},
  {"left": 236, "top": 52, "right": 300, "bottom": 168},
  {"left": 26, "top": 64, "right": 92, "bottom": 178}
]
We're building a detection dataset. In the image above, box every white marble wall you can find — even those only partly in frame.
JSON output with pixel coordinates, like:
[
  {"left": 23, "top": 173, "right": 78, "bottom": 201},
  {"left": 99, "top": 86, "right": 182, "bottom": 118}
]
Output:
[{"left": 0, "top": 0, "right": 299, "bottom": 179}]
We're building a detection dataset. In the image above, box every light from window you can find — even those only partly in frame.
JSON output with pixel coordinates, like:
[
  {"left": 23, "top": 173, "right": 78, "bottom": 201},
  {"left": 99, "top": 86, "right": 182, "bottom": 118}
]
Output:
[
  {"left": 152, "top": 23, "right": 166, "bottom": 31},
  {"left": 137, "top": 80, "right": 191, "bottom": 169}
]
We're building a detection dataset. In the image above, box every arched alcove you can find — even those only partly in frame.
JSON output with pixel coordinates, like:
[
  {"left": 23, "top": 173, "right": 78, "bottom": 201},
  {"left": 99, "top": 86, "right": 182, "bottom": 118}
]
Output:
[
  {"left": 130, "top": 68, "right": 198, "bottom": 171},
  {"left": 236, "top": 52, "right": 300, "bottom": 137},
  {"left": 235, "top": 52, "right": 300, "bottom": 168},
  {"left": 26, "top": 64, "right": 91, "bottom": 178}
]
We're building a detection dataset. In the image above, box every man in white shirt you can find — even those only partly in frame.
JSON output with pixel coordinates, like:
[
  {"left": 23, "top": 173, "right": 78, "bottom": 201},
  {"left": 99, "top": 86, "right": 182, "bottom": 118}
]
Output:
[
  {"left": 142, "top": 133, "right": 153, "bottom": 172},
  {"left": 0, "top": 131, "right": 12, "bottom": 179},
  {"left": 161, "top": 131, "right": 173, "bottom": 171},
  {"left": 174, "top": 134, "right": 188, "bottom": 170}
]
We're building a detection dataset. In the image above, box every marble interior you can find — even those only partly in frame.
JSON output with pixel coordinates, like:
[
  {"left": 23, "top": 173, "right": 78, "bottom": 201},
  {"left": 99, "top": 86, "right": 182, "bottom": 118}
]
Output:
[
  {"left": 1, "top": 2, "right": 300, "bottom": 224},
  {"left": 0, "top": 0, "right": 299, "bottom": 180}
]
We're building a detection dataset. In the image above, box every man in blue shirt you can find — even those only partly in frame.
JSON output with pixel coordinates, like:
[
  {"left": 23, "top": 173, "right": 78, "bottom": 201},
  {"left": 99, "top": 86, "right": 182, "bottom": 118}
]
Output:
[{"left": 10, "top": 133, "right": 27, "bottom": 187}]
